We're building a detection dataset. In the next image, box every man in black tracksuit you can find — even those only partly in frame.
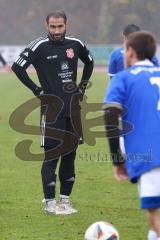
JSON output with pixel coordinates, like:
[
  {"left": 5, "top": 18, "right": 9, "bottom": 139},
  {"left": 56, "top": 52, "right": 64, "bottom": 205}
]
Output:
[{"left": 12, "top": 11, "right": 94, "bottom": 215}]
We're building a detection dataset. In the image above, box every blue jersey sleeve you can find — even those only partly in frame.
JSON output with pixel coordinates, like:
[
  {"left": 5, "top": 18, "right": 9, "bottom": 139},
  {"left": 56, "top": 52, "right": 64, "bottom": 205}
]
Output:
[
  {"left": 108, "top": 48, "right": 125, "bottom": 78},
  {"left": 108, "top": 51, "right": 117, "bottom": 77},
  {"left": 152, "top": 55, "right": 159, "bottom": 66},
  {"left": 104, "top": 71, "right": 126, "bottom": 108}
]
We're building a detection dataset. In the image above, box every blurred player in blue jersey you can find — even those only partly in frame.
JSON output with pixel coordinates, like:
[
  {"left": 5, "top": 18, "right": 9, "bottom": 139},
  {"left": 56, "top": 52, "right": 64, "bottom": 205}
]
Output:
[
  {"left": 108, "top": 24, "right": 159, "bottom": 79},
  {"left": 103, "top": 31, "right": 160, "bottom": 240}
]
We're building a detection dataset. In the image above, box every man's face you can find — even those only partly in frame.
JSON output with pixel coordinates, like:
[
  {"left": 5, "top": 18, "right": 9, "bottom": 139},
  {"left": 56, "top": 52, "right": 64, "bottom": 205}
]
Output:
[{"left": 47, "top": 17, "right": 66, "bottom": 41}]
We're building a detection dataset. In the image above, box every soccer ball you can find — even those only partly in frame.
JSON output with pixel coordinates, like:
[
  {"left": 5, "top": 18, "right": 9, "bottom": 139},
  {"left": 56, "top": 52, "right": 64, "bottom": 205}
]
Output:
[{"left": 84, "top": 221, "right": 119, "bottom": 240}]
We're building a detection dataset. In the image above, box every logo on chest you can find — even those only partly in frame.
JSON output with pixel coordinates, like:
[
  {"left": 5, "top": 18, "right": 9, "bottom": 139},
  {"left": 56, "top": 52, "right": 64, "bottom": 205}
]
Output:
[
  {"left": 66, "top": 48, "right": 74, "bottom": 59},
  {"left": 61, "top": 61, "right": 69, "bottom": 70}
]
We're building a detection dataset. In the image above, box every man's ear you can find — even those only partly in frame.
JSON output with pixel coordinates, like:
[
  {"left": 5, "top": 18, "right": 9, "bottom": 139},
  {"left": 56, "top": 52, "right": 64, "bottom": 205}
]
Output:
[
  {"left": 130, "top": 47, "right": 136, "bottom": 58},
  {"left": 127, "top": 46, "right": 133, "bottom": 56}
]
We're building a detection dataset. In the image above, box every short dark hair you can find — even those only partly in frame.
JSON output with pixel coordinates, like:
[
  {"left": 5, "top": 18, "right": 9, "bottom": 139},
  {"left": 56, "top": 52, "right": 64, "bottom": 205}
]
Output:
[
  {"left": 46, "top": 11, "right": 67, "bottom": 24},
  {"left": 123, "top": 24, "right": 141, "bottom": 36},
  {"left": 126, "top": 31, "right": 156, "bottom": 61}
]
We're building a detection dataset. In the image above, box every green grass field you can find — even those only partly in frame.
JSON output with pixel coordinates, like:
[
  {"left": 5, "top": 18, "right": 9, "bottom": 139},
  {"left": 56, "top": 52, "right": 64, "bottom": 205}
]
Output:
[{"left": 0, "top": 72, "right": 146, "bottom": 240}]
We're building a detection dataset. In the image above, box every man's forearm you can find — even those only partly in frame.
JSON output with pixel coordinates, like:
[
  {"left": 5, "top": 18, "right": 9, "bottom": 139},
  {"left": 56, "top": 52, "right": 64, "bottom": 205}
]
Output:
[
  {"left": 79, "top": 61, "right": 94, "bottom": 93},
  {"left": 108, "top": 137, "right": 125, "bottom": 165},
  {"left": 81, "top": 60, "right": 94, "bottom": 80},
  {"left": 104, "top": 106, "right": 125, "bottom": 165},
  {"left": 12, "top": 63, "right": 40, "bottom": 95}
]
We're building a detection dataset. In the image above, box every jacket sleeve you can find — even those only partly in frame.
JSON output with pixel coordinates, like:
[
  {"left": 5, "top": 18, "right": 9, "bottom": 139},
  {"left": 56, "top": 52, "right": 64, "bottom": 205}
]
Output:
[
  {"left": 103, "top": 106, "right": 125, "bottom": 165},
  {"left": 78, "top": 42, "right": 94, "bottom": 93},
  {"left": 11, "top": 42, "right": 40, "bottom": 95},
  {"left": 108, "top": 51, "right": 117, "bottom": 79}
]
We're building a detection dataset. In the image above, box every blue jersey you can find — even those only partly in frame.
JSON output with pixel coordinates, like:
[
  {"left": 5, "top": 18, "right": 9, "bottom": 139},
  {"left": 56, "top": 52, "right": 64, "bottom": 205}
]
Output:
[
  {"left": 108, "top": 48, "right": 124, "bottom": 77},
  {"left": 104, "top": 60, "right": 160, "bottom": 182},
  {"left": 108, "top": 47, "right": 159, "bottom": 78}
]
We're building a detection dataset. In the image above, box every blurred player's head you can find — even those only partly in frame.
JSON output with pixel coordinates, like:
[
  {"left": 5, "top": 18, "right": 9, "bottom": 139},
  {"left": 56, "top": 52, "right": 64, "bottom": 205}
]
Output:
[
  {"left": 46, "top": 11, "right": 67, "bottom": 42},
  {"left": 124, "top": 31, "right": 156, "bottom": 68},
  {"left": 122, "top": 24, "right": 141, "bottom": 46},
  {"left": 123, "top": 24, "right": 141, "bottom": 37}
]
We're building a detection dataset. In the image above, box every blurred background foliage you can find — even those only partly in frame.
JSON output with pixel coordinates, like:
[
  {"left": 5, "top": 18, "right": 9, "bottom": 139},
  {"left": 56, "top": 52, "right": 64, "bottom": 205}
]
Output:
[{"left": 0, "top": 0, "right": 160, "bottom": 44}]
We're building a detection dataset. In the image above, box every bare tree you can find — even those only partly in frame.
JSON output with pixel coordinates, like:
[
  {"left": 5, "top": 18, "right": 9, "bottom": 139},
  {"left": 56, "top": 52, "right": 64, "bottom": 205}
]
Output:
[{"left": 97, "top": 0, "right": 113, "bottom": 43}]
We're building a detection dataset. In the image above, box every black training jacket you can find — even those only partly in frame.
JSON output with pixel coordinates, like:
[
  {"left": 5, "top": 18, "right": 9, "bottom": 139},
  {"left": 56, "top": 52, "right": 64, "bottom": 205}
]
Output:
[{"left": 12, "top": 35, "right": 94, "bottom": 117}]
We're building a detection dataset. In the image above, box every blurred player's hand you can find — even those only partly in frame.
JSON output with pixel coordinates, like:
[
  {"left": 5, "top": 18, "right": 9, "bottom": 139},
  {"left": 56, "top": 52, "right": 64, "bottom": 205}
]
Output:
[
  {"left": 113, "top": 164, "right": 128, "bottom": 181},
  {"left": 4, "top": 64, "right": 12, "bottom": 72},
  {"left": 33, "top": 86, "right": 43, "bottom": 97},
  {"left": 77, "top": 88, "right": 84, "bottom": 102}
]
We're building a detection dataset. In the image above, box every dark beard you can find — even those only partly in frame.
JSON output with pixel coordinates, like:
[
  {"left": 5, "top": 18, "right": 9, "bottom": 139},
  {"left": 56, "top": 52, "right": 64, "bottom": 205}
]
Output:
[{"left": 48, "top": 31, "right": 66, "bottom": 42}]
